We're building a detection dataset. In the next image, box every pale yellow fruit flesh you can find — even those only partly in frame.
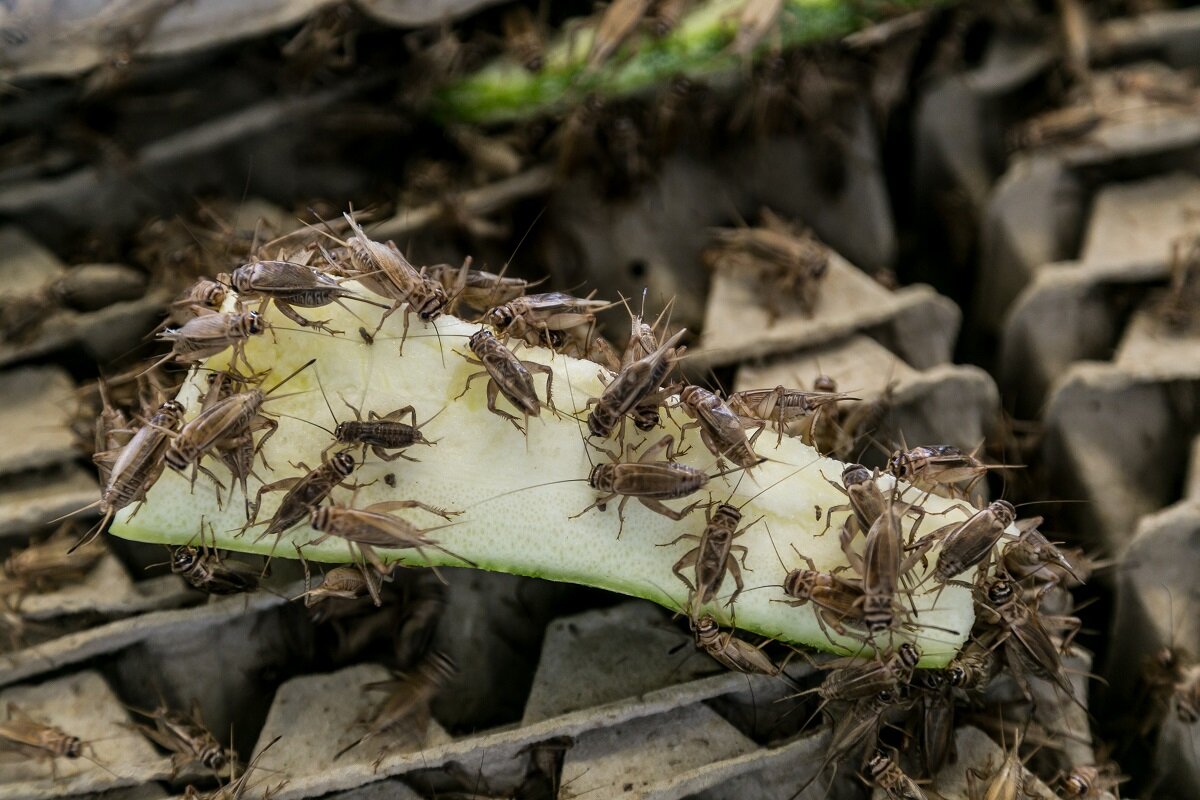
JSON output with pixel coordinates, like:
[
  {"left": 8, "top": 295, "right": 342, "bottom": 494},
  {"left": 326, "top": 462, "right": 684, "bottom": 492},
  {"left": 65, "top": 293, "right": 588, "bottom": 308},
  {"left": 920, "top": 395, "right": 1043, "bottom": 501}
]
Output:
[{"left": 111, "top": 287, "right": 978, "bottom": 666}]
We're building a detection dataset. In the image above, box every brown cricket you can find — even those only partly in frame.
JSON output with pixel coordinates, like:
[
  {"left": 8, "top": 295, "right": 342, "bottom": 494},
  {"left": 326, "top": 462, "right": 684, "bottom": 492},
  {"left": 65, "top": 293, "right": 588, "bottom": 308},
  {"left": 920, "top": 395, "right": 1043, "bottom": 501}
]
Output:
[
  {"left": 678, "top": 385, "right": 760, "bottom": 468},
  {"left": 887, "top": 444, "right": 1017, "bottom": 498},
  {"left": 973, "top": 577, "right": 1081, "bottom": 703},
  {"left": 2, "top": 524, "right": 106, "bottom": 597},
  {"left": 805, "top": 373, "right": 844, "bottom": 454},
  {"left": 662, "top": 502, "right": 755, "bottom": 619},
  {"left": 92, "top": 380, "right": 132, "bottom": 485},
  {"left": 76, "top": 398, "right": 187, "bottom": 551},
  {"left": 154, "top": 309, "right": 265, "bottom": 374},
  {"left": 249, "top": 450, "right": 360, "bottom": 547},
  {"left": 705, "top": 209, "right": 830, "bottom": 318},
  {"left": 619, "top": 290, "right": 669, "bottom": 367},
  {"left": 394, "top": 571, "right": 447, "bottom": 669},
  {"left": 1144, "top": 645, "right": 1200, "bottom": 724},
  {"left": 0, "top": 704, "right": 83, "bottom": 779},
  {"left": 779, "top": 553, "right": 869, "bottom": 641},
  {"left": 1000, "top": 518, "right": 1084, "bottom": 587},
  {"left": 917, "top": 500, "right": 1017, "bottom": 586},
  {"left": 727, "top": 384, "right": 846, "bottom": 446},
  {"left": 485, "top": 291, "right": 617, "bottom": 357},
  {"left": 795, "top": 688, "right": 912, "bottom": 799},
  {"left": 298, "top": 562, "right": 386, "bottom": 610},
  {"left": 866, "top": 750, "right": 929, "bottom": 799},
  {"left": 615, "top": 293, "right": 677, "bottom": 430},
  {"left": 691, "top": 615, "right": 781, "bottom": 676},
  {"left": 327, "top": 398, "right": 441, "bottom": 463},
  {"left": 424, "top": 258, "right": 534, "bottom": 314},
  {"left": 307, "top": 501, "right": 470, "bottom": 572},
  {"left": 839, "top": 493, "right": 929, "bottom": 639},
  {"left": 228, "top": 259, "right": 385, "bottom": 334},
  {"left": 171, "top": 524, "right": 262, "bottom": 595},
  {"left": 456, "top": 328, "right": 555, "bottom": 433},
  {"left": 126, "top": 700, "right": 230, "bottom": 776},
  {"left": 1155, "top": 233, "right": 1200, "bottom": 332},
  {"left": 183, "top": 735, "right": 283, "bottom": 800},
  {"left": 334, "top": 213, "right": 449, "bottom": 349},
  {"left": 806, "top": 644, "right": 922, "bottom": 704},
  {"left": 806, "top": 373, "right": 897, "bottom": 459},
  {"left": 196, "top": 371, "right": 263, "bottom": 515},
  {"left": 164, "top": 359, "right": 315, "bottom": 497},
  {"left": 335, "top": 651, "right": 457, "bottom": 761},
  {"left": 964, "top": 728, "right": 1029, "bottom": 800},
  {"left": 586, "top": 328, "right": 686, "bottom": 439},
  {"left": 821, "top": 463, "right": 900, "bottom": 537},
  {"left": 910, "top": 668, "right": 956, "bottom": 777},
  {"left": 946, "top": 638, "right": 995, "bottom": 693},
  {"left": 586, "top": 335, "right": 624, "bottom": 374},
  {"left": 573, "top": 434, "right": 753, "bottom": 535},
  {"left": 835, "top": 378, "right": 897, "bottom": 460}
]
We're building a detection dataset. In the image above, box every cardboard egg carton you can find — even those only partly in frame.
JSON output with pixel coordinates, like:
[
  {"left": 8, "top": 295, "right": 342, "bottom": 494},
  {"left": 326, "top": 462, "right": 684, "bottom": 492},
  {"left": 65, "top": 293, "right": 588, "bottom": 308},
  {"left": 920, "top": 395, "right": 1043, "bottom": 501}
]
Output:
[
  {"left": 993, "top": 174, "right": 1200, "bottom": 555},
  {"left": 0, "top": 228, "right": 164, "bottom": 369},
  {"left": 1105, "top": 440, "right": 1200, "bottom": 796},
  {"left": 0, "top": 0, "right": 499, "bottom": 83}
]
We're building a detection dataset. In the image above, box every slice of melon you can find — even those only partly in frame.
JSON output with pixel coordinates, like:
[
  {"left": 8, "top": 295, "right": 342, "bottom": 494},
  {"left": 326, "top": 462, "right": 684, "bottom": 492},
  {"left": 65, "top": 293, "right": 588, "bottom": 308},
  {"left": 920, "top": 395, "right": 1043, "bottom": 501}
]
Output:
[{"left": 111, "top": 287, "right": 976, "bottom": 665}]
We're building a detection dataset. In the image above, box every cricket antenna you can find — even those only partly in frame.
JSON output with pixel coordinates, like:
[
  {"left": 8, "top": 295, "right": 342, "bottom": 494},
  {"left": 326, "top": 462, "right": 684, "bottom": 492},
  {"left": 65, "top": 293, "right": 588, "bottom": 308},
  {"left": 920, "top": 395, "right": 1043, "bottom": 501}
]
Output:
[
  {"left": 314, "top": 369, "right": 339, "bottom": 429},
  {"left": 730, "top": 455, "right": 823, "bottom": 511},
  {"left": 264, "top": 358, "right": 317, "bottom": 397},
  {"left": 502, "top": 205, "right": 546, "bottom": 274},
  {"left": 274, "top": 413, "right": 335, "bottom": 438},
  {"left": 561, "top": 357, "right": 597, "bottom": 471}
]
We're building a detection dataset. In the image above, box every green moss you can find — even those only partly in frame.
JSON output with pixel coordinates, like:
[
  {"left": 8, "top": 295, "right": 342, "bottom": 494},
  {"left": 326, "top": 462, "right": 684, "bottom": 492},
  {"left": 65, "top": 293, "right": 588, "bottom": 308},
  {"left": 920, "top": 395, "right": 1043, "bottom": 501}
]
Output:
[{"left": 432, "top": 0, "right": 953, "bottom": 124}]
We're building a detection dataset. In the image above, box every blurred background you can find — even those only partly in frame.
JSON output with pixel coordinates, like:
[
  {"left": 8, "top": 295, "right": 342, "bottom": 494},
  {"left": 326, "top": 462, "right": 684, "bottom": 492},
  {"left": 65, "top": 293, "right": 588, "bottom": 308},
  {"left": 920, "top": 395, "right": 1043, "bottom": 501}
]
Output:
[{"left": 2, "top": 1, "right": 1200, "bottom": 798}]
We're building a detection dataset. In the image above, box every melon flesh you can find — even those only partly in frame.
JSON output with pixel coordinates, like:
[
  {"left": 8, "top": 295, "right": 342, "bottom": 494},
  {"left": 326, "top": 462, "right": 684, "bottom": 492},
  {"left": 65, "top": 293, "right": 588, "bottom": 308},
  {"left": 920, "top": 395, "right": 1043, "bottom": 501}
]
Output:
[{"left": 111, "top": 287, "right": 977, "bottom": 665}]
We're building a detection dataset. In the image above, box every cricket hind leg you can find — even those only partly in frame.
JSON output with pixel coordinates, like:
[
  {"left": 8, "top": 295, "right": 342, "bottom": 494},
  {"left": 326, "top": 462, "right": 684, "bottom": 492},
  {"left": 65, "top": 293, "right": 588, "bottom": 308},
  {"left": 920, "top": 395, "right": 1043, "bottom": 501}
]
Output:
[
  {"left": 371, "top": 444, "right": 420, "bottom": 463},
  {"left": 377, "top": 406, "right": 418, "bottom": 426},
  {"left": 669, "top": 547, "right": 700, "bottom": 593},
  {"left": 484, "top": 380, "right": 525, "bottom": 432},
  {"left": 637, "top": 497, "right": 702, "bottom": 522},
  {"left": 522, "top": 361, "right": 558, "bottom": 414},
  {"left": 727, "top": 542, "right": 752, "bottom": 602},
  {"left": 361, "top": 499, "right": 461, "bottom": 520},
  {"left": 275, "top": 300, "right": 342, "bottom": 336},
  {"left": 245, "top": 477, "right": 301, "bottom": 531},
  {"left": 248, "top": 417, "right": 279, "bottom": 471}
]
